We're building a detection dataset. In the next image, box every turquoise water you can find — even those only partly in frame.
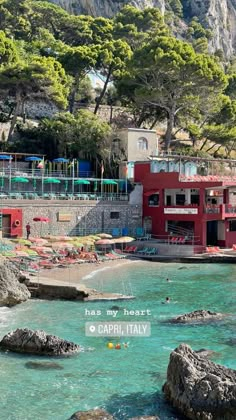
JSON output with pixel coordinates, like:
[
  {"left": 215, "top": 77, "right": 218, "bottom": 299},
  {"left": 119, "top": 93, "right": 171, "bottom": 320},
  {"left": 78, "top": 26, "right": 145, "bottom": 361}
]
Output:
[{"left": 0, "top": 261, "right": 236, "bottom": 420}]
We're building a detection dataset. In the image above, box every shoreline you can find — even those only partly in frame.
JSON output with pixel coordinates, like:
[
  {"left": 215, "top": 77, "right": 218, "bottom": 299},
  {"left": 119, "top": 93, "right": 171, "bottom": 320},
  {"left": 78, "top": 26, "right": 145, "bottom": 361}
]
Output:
[{"left": 37, "top": 258, "right": 138, "bottom": 287}]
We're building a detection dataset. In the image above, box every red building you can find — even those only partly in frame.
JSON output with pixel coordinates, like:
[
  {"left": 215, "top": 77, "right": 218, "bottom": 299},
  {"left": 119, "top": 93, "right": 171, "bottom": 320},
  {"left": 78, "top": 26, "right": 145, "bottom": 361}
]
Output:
[{"left": 134, "top": 160, "right": 236, "bottom": 248}]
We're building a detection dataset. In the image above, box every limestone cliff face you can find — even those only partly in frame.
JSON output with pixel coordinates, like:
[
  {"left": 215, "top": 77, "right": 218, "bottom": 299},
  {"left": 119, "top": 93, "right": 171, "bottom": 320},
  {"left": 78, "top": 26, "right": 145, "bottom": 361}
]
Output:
[
  {"left": 49, "top": 0, "right": 166, "bottom": 17},
  {"left": 187, "top": 0, "right": 236, "bottom": 58},
  {"left": 48, "top": 0, "right": 236, "bottom": 58}
]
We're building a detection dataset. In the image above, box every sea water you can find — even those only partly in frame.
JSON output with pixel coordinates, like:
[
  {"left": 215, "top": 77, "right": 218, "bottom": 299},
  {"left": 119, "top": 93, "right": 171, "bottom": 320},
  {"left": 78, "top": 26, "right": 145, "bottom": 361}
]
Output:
[{"left": 0, "top": 262, "right": 235, "bottom": 420}]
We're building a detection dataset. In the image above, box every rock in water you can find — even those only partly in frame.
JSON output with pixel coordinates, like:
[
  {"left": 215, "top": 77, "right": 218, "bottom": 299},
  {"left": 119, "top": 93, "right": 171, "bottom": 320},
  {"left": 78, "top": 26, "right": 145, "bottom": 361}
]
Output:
[
  {"left": 170, "top": 309, "right": 224, "bottom": 323},
  {"left": 130, "top": 417, "right": 160, "bottom": 419},
  {"left": 163, "top": 343, "right": 236, "bottom": 420},
  {"left": 25, "top": 361, "right": 64, "bottom": 370},
  {"left": 0, "top": 328, "right": 80, "bottom": 356},
  {"left": 0, "top": 260, "right": 30, "bottom": 306},
  {"left": 69, "top": 408, "right": 114, "bottom": 419}
]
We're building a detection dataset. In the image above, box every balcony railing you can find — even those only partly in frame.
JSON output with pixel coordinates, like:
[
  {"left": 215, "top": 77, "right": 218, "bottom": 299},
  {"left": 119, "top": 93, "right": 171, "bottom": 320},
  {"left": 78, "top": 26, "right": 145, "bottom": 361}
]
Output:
[
  {"left": 0, "top": 192, "right": 129, "bottom": 201},
  {"left": 204, "top": 205, "right": 221, "bottom": 214}
]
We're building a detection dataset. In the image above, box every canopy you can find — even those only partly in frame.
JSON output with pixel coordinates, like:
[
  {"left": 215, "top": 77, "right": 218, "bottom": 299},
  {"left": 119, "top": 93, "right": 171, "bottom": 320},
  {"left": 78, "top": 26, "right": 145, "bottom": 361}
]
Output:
[
  {"left": 73, "top": 179, "right": 90, "bottom": 185},
  {"left": 52, "top": 158, "right": 69, "bottom": 163},
  {"left": 0, "top": 155, "right": 12, "bottom": 160},
  {"left": 144, "top": 190, "right": 159, "bottom": 196},
  {"left": 102, "top": 179, "right": 117, "bottom": 185},
  {"left": 43, "top": 178, "right": 60, "bottom": 184},
  {"left": 11, "top": 177, "right": 29, "bottom": 183},
  {"left": 25, "top": 156, "right": 42, "bottom": 162}
]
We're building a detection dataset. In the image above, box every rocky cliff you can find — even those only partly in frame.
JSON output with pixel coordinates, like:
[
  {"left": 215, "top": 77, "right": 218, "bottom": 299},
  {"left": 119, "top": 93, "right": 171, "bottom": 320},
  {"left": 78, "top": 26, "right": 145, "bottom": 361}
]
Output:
[
  {"left": 0, "top": 260, "right": 30, "bottom": 306},
  {"left": 48, "top": 0, "right": 236, "bottom": 58}
]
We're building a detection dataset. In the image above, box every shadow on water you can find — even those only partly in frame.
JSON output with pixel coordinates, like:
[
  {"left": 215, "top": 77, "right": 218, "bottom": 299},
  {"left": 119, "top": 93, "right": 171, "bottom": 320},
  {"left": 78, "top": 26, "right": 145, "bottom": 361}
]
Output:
[{"left": 104, "top": 391, "right": 187, "bottom": 420}]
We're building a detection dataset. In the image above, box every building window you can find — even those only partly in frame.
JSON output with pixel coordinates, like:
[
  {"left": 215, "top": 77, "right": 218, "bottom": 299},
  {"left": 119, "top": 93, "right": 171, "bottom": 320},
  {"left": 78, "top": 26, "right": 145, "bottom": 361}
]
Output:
[
  {"left": 176, "top": 194, "right": 185, "bottom": 205},
  {"left": 148, "top": 194, "right": 159, "bottom": 206},
  {"left": 110, "top": 212, "right": 119, "bottom": 219},
  {"left": 229, "top": 220, "right": 236, "bottom": 231},
  {"left": 137, "top": 137, "right": 148, "bottom": 151}
]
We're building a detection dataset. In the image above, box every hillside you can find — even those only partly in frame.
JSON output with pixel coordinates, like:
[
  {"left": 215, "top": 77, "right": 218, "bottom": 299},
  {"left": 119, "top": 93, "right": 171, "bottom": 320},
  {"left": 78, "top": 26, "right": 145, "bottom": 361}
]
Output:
[{"left": 48, "top": 0, "right": 236, "bottom": 58}]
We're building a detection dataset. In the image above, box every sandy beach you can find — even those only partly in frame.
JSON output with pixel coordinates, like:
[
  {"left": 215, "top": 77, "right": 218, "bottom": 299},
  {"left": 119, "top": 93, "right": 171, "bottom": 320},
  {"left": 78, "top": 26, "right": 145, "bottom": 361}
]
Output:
[{"left": 37, "top": 258, "right": 138, "bottom": 289}]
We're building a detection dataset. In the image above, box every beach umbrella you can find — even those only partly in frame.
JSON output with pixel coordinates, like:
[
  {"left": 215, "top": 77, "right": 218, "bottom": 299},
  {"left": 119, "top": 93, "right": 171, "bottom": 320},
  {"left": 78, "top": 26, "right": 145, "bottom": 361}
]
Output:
[
  {"left": 11, "top": 177, "right": 29, "bottom": 183},
  {"left": 30, "top": 237, "right": 49, "bottom": 245},
  {"left": 102, "top": 179, "right": 118, "bottom": 185},
  {"left": 97, "top": 233, "right": 113, "bottom": 239},
  {"left": 13, "top": 239, "right": 31, "bottom": 246},
  {"left": 43, "top": 177, "right": 60, "bottom": 194},
  {"left": 25, "top": 156, "right": 42, "bottom": 161},
  {"left": 114, "top": 236, "right": 135, "bottom": 243},
  {"left": 0, "top": 155, "right": 12, "bottom": 160},
  {"left": 96, "top": 239, "right": 115, "bottom": 245},
  {"left": 73, "top": 179, "right": 90, "bottom": 185},
  {"left": 25, "top": 156, "right": 42, "bottom": 176},
  {"left": 52, "top": 158, "right": 69, "bottom": 163},
  {"left": 11, "top": 176, "right": 29, "bottom": 193},
  {"left": 43, "top": 178, "right": 60, "bottom": 184}
]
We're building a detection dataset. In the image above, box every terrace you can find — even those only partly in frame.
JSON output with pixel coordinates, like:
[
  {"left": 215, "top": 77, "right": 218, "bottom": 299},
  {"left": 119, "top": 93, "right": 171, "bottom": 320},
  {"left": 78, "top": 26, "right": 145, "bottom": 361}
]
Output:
[{"left": 0, "top": 154, "right": 129, "bottom": 201}]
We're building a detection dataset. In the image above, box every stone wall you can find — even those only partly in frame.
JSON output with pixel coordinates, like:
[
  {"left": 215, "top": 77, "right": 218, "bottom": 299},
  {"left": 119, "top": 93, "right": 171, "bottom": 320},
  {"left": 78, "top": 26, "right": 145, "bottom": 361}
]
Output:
[{"left": 2, "top": 200, "right": 142, "bottom": 237}]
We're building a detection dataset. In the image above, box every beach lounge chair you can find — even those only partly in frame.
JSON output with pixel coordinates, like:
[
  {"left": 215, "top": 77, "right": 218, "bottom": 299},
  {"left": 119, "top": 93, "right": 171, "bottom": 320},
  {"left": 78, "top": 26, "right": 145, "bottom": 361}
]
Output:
[
  {"left": 206, "top": 246, "right": 221, "bottom": 254},
  {"left": 129, "top": 246, "right": 138, "bottom": 253},
  {"left": 112, "top": 228, "right": 121, "bottom": 237},
  {"left": 137, "top": 247, "right": 149, "bottom": 254},
  {"left": 122, "top": 227, "right": 129, "bottom": 236},
  {"left": 135, "top": 227, "right": 145, "bottom": 238},
  {"left": 232, "top": 244, "right": 236, "bottom": 251},
  {"left": 145, "top": 247, "right": 158, "bottom": 255}
]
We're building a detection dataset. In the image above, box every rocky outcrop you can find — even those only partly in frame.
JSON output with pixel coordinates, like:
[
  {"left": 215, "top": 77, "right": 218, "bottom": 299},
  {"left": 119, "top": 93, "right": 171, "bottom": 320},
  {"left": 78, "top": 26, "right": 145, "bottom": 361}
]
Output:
[
  {"left": 0, "top": 328, "right": 80, "bottom": 356},
  {"left": 170, "top": 309, "right": 224, "bottom": 323},
  {"left": 69, "top": 408, "right": 114, "bottom": 419},
  {"left": 49, "top": 0, "right": 165, "bottom": 17},
  {"left": 49, "top": 0, "right": 236, "bottom": 58},
  {"left": 130, "top": 417, "right": 160, "bottom": 419},
  {"left": 163, "top": 343, "right": 236, "bottom": 420},
  {"left": 0, "top": 260, "right": 30, "bottom": 306}
]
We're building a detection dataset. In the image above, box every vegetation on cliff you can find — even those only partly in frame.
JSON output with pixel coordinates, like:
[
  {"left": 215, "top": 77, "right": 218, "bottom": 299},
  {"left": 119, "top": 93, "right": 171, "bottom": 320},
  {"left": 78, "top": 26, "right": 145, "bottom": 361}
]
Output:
[{"left": 0, "top": 0, "right": 236, "bottom": 158}]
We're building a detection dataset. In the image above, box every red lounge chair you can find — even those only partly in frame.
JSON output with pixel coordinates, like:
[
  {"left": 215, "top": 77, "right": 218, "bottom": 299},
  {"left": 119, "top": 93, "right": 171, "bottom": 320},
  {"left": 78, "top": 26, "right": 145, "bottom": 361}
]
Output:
[{"left": 232, "top": 244, "right": 236, "bottom": 251}]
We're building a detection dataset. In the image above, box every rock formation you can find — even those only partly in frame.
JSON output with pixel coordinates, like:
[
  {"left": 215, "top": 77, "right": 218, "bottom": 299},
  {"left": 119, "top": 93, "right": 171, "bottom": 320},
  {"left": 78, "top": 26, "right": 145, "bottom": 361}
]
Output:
[
  {"left": 0, "top": 260, "right": 30, "bottom": 306},
  {"left": 70, "top": 408, "right": 114, "bottom": 419},
  {"left": 170, "top": 309, "right": 224, "bottom": 323},
  {"left": 48, "top": 0, "right": 236, "bottom": 58},
  {"left": 49, "top": 0, "right": 165, "bottom": 17},
  {"left": 163, "top": 343, "right": 236, "bottom": 420},
  {"left": 0, "top": 328, "right": 80, "bottom": 356}
]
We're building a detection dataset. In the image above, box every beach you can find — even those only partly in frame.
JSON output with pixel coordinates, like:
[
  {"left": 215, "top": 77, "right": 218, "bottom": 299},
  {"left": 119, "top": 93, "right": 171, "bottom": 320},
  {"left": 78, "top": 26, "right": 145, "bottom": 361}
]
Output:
[{"left": 36, "top": 258, "right": 137, "bottom": 291}]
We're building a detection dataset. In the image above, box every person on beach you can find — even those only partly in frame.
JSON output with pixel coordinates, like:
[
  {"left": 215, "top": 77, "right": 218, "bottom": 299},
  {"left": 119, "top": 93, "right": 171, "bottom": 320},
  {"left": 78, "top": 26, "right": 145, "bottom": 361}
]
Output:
[{"left": 26, "top": 223, "right": 31, "bottom": 239}]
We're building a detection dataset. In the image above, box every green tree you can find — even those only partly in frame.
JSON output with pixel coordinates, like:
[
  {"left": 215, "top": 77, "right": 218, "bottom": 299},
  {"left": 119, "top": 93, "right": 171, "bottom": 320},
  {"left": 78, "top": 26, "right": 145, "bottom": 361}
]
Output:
[
  {"left": 0, "top": 56, "right": 71, "bottom": 140},
  {"left": 59, "top": 45, "right": 98, "bottom": 113},
  {"left": 113, "top": 6, "right": 168, "bottom": 48},
  {"left": 0, "top": 30, "right": 18, "bottom": 66},
  {"left": 121, "top": 36, "right": 227, "bottom": 150},
  {"left": 94, "top": 39, "right": 132, "bottom": 114},
  {"left": 14, "top": 110, "right": 111, "bottom": 161}
]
